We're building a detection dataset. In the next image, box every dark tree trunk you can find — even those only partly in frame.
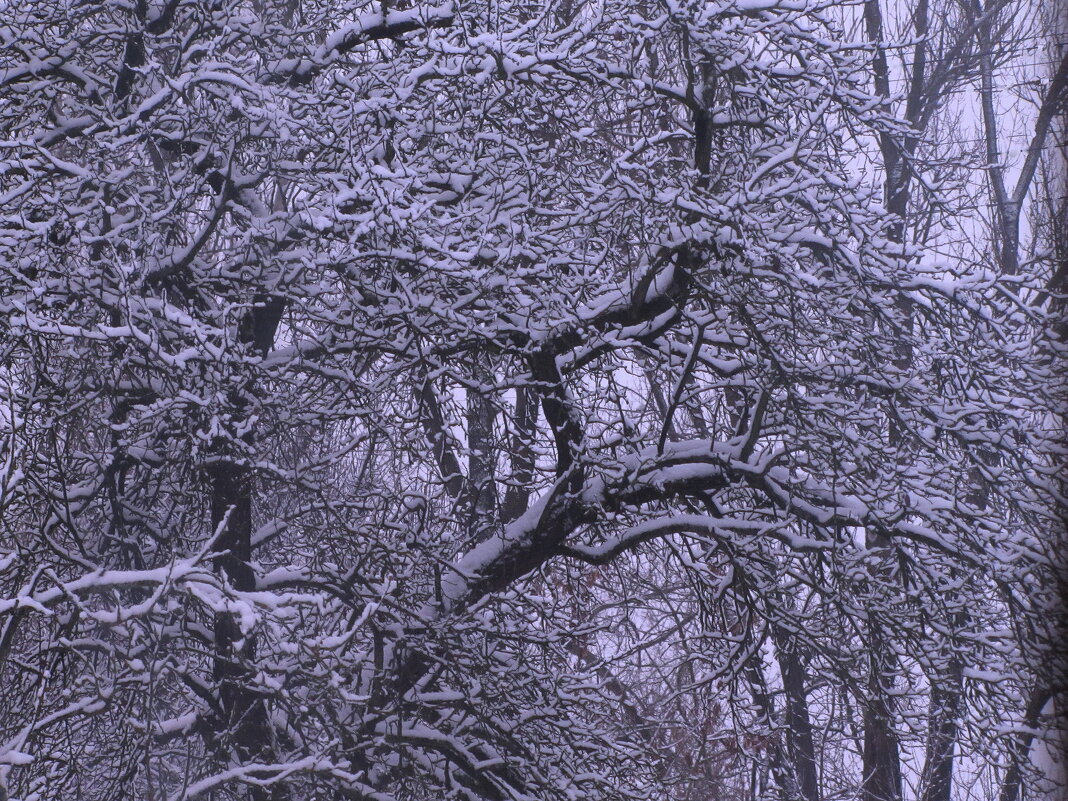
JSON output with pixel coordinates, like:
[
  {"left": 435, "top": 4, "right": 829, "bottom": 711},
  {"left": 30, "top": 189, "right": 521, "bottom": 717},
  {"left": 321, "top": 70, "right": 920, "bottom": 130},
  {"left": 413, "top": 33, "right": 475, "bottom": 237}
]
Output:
[
  {"left": 209, "top": 461, "right": 284, "bottom": 801},
  {"left": 861, "top": 615, "right": 903, "bottom": 801},
  {"left": 773, "top": 623, "right": 820, "bottom": 801},
  {"left": 207, "top": 295, "right": 287, "bottom": 801},
  {"left": 920, "top": 665, "right": 961, "bottom": 801}
]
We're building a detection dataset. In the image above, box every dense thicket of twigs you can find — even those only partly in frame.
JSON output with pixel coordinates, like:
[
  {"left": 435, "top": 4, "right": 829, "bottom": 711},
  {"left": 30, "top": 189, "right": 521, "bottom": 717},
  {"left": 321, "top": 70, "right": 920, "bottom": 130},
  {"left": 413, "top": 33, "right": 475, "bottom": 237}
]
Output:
[{"left": 0, "top": 0, "right": 1064, "bottom": 800}]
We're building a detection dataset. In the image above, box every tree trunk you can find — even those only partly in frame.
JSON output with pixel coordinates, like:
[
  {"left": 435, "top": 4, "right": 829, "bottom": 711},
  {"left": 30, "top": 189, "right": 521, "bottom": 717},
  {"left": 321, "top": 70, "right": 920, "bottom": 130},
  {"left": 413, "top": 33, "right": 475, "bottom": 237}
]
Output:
[
  {"left": 919, "top": 659, "right": 962, "bottom": 801},
  {"left": 772, "top": 622, "right": 820, "bottom": 801},
  {"left": 208, "top": 296, "right": 287, "bottom": 801}
]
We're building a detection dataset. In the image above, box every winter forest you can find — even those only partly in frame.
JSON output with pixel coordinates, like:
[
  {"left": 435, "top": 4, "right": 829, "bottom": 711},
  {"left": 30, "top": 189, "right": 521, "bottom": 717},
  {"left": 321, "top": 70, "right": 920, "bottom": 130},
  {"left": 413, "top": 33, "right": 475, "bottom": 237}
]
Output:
[{"left": 1, "top": 0, "right": 1066, "bottom": 799}]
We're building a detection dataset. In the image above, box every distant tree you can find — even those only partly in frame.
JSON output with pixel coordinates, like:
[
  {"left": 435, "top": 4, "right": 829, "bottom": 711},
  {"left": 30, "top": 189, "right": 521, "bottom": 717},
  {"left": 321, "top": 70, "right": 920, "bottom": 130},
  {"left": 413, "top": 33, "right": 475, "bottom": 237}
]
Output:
[{"left": 857, "top": 1, "right": 1068, "bottom": 798}]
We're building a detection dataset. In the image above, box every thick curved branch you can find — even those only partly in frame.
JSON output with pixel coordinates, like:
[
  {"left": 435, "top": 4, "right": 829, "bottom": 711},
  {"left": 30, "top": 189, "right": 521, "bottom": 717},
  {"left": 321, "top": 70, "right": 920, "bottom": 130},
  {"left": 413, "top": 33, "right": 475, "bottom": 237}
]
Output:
[{"left": 267, "top": 4, "right": 455, "bottom": 85}]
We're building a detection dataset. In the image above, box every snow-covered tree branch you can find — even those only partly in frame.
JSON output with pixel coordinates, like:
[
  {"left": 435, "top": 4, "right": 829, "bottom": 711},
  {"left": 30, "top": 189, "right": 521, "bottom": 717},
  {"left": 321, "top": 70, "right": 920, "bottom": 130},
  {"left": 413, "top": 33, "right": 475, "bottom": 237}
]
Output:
[{"left": 0, "top": 0, "right": 1064, "bottom": 800}]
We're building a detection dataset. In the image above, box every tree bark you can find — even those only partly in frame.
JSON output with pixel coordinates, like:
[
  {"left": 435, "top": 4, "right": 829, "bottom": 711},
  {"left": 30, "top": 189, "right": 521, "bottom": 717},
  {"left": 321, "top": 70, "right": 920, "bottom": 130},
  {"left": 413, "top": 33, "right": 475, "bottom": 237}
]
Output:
[
  {"left": 919, "top": 659, "right": 962, "bottom": 801},
  {"left": 208, "top": 296, "right": 287, "bottom": 801},
  {"left": 772, "top": 621, "right": 820, "bottom": 801}
]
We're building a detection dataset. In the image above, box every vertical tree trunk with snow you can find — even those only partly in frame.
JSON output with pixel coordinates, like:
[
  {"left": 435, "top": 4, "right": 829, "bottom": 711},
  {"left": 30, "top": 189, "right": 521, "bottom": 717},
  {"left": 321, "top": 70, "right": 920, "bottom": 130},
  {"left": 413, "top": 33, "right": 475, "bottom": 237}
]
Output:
[{"left": 208, "top": 297, "right": 287, "bottom": 801}]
